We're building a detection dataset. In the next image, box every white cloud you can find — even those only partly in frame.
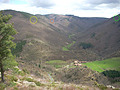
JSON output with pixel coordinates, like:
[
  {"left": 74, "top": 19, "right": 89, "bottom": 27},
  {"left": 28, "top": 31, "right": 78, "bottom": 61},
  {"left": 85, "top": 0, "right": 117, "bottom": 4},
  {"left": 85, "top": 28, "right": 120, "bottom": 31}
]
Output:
[
  {"left": 0, "top": 0, "right": 120, "bottom": 18},
  {"left": 28, "top": 0, "right": 55, "bottom": 8}
]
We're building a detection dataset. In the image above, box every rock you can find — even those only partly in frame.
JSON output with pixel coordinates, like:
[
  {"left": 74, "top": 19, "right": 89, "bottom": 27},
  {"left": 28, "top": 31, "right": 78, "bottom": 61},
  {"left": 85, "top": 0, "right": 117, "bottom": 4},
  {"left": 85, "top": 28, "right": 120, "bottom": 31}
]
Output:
[
  {"left": 106, "top": 85, "right": 112, "bottom": 88},
  {"left": 28, "top": 76, "right": 33, "bottom": 79},
  {"left": 14, "top": 66, "right": 19, "bottom": 69},
  {"left": 106, "top": 85, "right": 115, "bottom": 89},
  {"left": 111, "top": 86, "right": 115, "bottom": 89},
  {"left": 23, "top": 81, "right": 36, "bottom": 87},
  {"left": 66, "top": 65, "right": 69, "bottom": 68}
]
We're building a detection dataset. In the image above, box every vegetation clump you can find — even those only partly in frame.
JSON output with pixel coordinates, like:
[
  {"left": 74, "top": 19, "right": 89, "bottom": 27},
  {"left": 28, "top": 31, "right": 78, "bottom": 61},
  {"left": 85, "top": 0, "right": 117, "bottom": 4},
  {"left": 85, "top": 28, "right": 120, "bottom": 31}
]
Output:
[
  {"left": 102, "top": 70, "right": 120, "bottom": 78},
  {"left": 79, "top": 42, "right": 93, "bottom": 49},
  {"left": 0, "top": 11, "right": 17, "bottom": 82},
  {"left": 11, "top": 40, "right": 26, "bottom": 57}
]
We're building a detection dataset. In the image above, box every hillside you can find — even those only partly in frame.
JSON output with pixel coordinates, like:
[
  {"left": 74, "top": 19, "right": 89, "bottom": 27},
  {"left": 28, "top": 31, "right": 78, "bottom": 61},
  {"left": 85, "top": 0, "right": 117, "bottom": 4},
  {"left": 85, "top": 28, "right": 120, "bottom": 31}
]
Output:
[
  {"left": 75, "top": 14, "right": 120, "bottom": 58},
  {"left": 44, "top": 14, "right": 107, "bottom": 34},
  {"left": 2, "top": 10, "right": 108, "bottom": 62}
]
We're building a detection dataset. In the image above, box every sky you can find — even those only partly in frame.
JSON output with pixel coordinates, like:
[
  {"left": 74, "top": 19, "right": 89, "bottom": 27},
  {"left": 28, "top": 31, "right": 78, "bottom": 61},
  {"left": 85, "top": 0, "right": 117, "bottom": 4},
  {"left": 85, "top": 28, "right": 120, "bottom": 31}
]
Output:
[{"left": 0, "top": 0, "right": 120, "bottom": 18}]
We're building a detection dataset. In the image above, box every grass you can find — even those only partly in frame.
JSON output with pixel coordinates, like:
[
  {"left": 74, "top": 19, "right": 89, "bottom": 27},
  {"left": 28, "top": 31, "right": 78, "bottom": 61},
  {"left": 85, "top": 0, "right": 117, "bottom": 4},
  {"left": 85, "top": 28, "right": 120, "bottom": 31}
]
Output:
[
  {"left": 62, "top": 47, "right": 69, "bottom": 51},
  {"left": 46, "top": 60, "right": 66, "bottom": 64},
  {"left": 69, "top": 34, "right": 75, "bottom": 38},
  {"left": 46, "top": 60, "right": 67, "bottom": 68},
  {"left": 83, "top": 57, "right": 120, "bottom": 72},
  {"left": 62, "top": 41, "right": 76, "bottom": 51}
]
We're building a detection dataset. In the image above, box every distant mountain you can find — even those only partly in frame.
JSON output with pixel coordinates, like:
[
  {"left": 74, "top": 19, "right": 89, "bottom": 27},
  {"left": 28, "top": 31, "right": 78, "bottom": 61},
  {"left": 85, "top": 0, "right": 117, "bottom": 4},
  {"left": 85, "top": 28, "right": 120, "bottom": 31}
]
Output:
[
  {"left": 44, "top": 14, "right": 107, "bottom": 34},
  {"left": 75, "top": 14, "right": 120, "bottom": 58}
]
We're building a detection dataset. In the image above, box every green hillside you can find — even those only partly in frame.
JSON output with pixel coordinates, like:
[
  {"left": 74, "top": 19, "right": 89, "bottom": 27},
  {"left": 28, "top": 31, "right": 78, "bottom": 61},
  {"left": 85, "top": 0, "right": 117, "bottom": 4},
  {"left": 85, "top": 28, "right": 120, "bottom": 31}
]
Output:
[{"left": 83, "top": 57, "right": 120, "bottom": 72}]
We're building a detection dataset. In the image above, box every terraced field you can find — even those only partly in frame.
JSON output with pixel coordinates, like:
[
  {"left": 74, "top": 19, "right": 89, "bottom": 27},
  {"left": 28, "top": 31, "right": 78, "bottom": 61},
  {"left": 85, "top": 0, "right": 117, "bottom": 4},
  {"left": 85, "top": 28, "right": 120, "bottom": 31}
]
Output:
[{"left": 83, "top": 57, "right": 120, "bottom": 72}]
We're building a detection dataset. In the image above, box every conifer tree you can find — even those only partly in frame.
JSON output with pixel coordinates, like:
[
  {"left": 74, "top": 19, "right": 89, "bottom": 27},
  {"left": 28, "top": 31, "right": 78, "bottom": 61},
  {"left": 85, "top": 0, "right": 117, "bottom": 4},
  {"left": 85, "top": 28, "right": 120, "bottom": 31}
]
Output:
[{"left": 0, "top": 11, "right": 17, "bottom": 82}]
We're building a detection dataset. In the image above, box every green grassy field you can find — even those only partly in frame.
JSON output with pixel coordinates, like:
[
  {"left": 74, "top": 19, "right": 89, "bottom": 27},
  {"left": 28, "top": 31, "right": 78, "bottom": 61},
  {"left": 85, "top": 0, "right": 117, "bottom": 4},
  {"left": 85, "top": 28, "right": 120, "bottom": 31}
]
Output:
[
  {"left": 83, "top": 57, "right": 120, "bottom": 72},
  {"left": 62, "top": 41, "right": 76, "bottom": 51},
  {"left": 45, "top": 60, "right": 67, "bottom": 68}
]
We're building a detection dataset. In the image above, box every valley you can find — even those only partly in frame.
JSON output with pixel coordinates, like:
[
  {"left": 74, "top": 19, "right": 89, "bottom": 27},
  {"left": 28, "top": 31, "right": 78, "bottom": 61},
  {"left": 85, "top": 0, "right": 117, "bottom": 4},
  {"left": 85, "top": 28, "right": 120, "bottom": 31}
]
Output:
[{"left": 0, "top": 10, "right": 120, "bottom": 90}]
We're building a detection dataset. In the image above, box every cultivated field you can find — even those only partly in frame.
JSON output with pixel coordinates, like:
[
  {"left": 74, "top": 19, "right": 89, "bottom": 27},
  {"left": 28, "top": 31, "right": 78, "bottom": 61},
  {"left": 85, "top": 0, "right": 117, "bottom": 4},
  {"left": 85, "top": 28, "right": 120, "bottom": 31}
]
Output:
[{"left": 83, "top": 57, "right": 120, "bottom": 72}]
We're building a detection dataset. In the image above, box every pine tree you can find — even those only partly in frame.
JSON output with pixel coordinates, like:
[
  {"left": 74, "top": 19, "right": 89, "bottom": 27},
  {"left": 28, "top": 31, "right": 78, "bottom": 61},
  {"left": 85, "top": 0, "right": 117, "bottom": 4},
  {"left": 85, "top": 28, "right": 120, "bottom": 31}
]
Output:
[{"left": 0, "top": 11, "right": 17, "bottom": 82}]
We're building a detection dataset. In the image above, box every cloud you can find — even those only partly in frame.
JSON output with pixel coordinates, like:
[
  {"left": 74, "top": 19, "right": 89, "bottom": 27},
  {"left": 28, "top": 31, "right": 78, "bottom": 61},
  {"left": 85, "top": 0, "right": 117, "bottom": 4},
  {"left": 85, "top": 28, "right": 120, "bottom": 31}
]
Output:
[
  {"left": 86, "top": 0, "right": 119, "bottom": 5},
  {"left": 0, "top": 0, "right": 9, "bottom": 3},
  {"left": 0, "top": 0, "right": 119, "bottom": 18},
  {"left": 28, "top": 0, "right": 55, "bottom": 8},
  {"left": 85, "top": 0, "right": 120, "bottom": 8}
]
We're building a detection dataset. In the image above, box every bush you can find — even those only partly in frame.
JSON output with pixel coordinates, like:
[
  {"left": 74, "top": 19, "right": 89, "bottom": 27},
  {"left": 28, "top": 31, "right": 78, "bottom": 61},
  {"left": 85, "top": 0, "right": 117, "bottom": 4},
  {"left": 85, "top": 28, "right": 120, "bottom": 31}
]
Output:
[
  {"left": 14, "top": 87, "right": 18, "bottom": 90},
  {"left": 13, "top": 68, "right": 19, "bottom": 73},
  {"left": 39, "top": 64, "right": 40, "bottom": 68},
  {"left": 102, "top": 70, "right": 120, "bottom": 78},
  {"left": 91, "top": 33, "right": 96, "bottom": 38},
  {"left": 34, "top": 81, "right": 41, "bottom": 86},
  {"left": 79, "top": 42, "right": 93, "bottom": 49},
  {"left": 98, "top": 84, "right": 107, "bottom": 90},
  {"left": 0, "top": 83, "right": 6, "bottom": 90},
  {"left": 11, "top": 40, "right": 26, "bottom": 57},
  {"left": 23, "top": 68, "right": 29, "bottom": 74},
  {"left": 6, "top": 75, "right": 18, "bottom": 82},
  {"left": 9, "top": 82, "right": 17, "bottom": 87},
  {"left": 11, "top": 76, "right": 18, "bottom": 82},
  {"left": 94, "top": 81, "right": 107, "bottom": 90},
  {"left": 29, "top": 84, "right": 35, "bottom": 87},
  {"left": 25, "top": 78, "right": 34, "bottom": 82},
  {"left": 18, "top": 71, "right": 25, "bottom": 76}
]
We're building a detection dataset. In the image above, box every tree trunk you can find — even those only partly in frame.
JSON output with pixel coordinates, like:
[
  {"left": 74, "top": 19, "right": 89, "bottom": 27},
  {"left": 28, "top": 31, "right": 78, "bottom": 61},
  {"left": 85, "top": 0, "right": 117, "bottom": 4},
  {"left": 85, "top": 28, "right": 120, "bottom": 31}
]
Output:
[{"left": 0, "top": 61, "right": 4, "bottom": 82}]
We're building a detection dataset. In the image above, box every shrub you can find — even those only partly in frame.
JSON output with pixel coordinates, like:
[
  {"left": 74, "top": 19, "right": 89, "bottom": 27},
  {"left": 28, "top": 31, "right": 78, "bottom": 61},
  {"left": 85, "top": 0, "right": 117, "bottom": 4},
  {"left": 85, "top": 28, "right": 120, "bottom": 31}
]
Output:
[
  {"left": 102, "top": 70, "right": 120, "bottom": 78},
  {"left": 91, "top": 33, "right": 96, "bottom": 38},
  {"left": 29, "top": 84, "right": 35, "bottom": 87},
  {"left": 79, "top": 42, "right": 93, "bottom": 49},
  {"left": 25, "top": 78, "right": 34, "bottom": 82},
  {"left": 98, "top": 84, "right": 107, "bottom": 90},
  {"left": 0, "top": 83, "right": 6, "bottom": 90},
  {"left": 13, "top": 68, "right": 19, "bottom": 73},
  {"left": 11, "top": 40, "right": 26, "bottom": 57},
  {"left": 39, "top": 64, "right": 40, "bottom": 68},
  {"left": 95, "top": 81, "right": 107, "bottom": 90},
  {"left": 14, "top": 87, "right": 18, "bottom": 90},
  {"left": 9, "top": 82, "right": 17, "bottom": 87},
  {"left": 18, "top": 71, "right": 25, "bottom": 76},
  {"left": 23, "top": 68, "right": 29, "bottom": 74},
  {"left": 34, "top": 81, "right": 41, "bottom": 86},
  {"left": 6, "top": 75, "right": 18, "bottom": 82},
  {"left": 11, "top": 76, "right": 18, "bottom": 82}
]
